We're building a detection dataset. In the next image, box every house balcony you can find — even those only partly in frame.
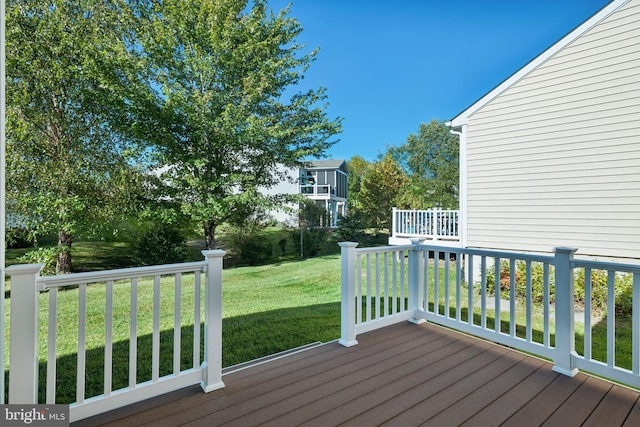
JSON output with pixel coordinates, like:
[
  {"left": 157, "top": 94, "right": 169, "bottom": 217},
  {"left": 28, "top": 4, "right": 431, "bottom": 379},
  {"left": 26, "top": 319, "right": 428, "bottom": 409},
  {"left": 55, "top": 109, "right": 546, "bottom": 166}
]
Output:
[
  {"left": 390, "top": 207, "right": 461, "bottom": 247},
  {"left": 300, "top": 184, "right": 346, "bottom": 200},
  {"left": 5, "top": 243, "right": 640, "bottom": 425}
]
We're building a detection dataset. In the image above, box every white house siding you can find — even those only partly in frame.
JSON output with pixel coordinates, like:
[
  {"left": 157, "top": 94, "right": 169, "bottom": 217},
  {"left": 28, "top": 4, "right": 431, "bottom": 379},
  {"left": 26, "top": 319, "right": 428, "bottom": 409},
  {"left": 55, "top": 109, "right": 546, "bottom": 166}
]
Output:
[{"left": 464, "top": 0, "right": 640, "bottom": 260}]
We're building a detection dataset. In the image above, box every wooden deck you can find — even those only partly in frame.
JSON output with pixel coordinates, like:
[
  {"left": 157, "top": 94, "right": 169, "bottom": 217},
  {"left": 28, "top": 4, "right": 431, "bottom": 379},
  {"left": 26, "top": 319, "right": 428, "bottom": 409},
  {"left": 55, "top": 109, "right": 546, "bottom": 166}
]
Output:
[{"left": 73, "top": 322, "right": 640, "bottom": 426}]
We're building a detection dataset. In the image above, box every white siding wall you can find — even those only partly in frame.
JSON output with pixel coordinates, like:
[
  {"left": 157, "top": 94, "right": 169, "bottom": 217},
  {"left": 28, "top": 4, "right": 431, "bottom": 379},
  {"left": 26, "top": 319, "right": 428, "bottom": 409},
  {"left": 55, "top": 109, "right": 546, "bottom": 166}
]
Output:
[{"left": 465, "top": 0, "right": 640, "bottom": 259}]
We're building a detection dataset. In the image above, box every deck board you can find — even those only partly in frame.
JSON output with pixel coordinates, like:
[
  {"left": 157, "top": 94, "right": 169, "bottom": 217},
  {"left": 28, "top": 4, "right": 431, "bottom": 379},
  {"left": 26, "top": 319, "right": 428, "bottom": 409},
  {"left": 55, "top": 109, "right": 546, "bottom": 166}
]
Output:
[{"left": 73, "top": 322, "right": 640, "bottom": 427}]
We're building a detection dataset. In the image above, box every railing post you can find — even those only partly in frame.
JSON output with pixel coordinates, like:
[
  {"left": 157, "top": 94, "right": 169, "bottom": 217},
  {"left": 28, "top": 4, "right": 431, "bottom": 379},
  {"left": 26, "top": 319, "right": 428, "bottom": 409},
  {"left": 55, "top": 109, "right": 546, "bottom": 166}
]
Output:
[
  {"left": 339, "top": 242, "right": 359, "bottom": 347},
  {"left": 7, "top": 264, "right": 44, "bottom": 403},
  {"left": 432, "top": 208, "right": 439, "bottom": 240},
  {"left": 409, "top": 238, "right": 426, "bottom": 324},
  {"left": 201, "top": 250, "right": 226, "bottom": 392},
  {"left": 392, "top": 207, "right": 397, "bottom": 237},
  {"left": 553, "top": 247, "right": 579, "bottom": 377}
]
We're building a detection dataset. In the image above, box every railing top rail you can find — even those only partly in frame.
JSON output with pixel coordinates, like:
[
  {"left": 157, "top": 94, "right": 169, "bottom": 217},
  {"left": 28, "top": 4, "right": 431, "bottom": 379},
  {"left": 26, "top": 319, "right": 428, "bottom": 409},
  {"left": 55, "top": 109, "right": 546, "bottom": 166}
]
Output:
[
  {"left": 394, "top": 208, "right": 459, "bottom": 214},
  {"left": 37, "top": 261, "right": 206, "bottom": 289},
  {"left": 355, "top": 245, "right": 414, "bottom": 255},
  {"left": 414, "top": 243, "right": 553, "bottom": 263},
  {"left": 352, "top": 243, "right": 554, "bottom": 263},
  {"left": 572, "top": 258, "right": 640, "bottom": 274}
]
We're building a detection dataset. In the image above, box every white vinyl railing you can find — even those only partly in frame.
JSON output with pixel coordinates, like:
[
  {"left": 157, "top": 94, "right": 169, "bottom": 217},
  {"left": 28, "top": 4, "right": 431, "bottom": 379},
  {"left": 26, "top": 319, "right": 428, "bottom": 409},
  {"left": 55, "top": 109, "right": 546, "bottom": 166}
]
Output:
[
  {"left": 338, "top": 243, "right": 414, "bottom": 346},
  {"left": 392, "top": 208, "right": 460, "bottom": 241},
  {"left": 300, "top": 184, "right": 333, "bottom": 196},
  {"left": 5, "top": 250, "right": 225, "bottom": 422},
  {"left": 340, "top": 240, "right": 640, "bottom": 388}
]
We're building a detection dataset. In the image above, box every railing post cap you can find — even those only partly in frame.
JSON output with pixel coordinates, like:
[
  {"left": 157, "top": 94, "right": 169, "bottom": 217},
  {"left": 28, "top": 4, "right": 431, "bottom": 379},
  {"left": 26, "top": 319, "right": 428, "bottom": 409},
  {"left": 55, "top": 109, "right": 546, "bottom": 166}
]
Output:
[
  {"left": 202, "top": 249, "right": 226, "bottom": 258},
  {"left": 409, "top": 238, "right": 424, "bottom": 245},
  {"left": 553, "top": 247, "right": 578, "bottom": 255},
  {"left": 5, "top": 264, "right": 45, "bottom": 275},
  {"left": 338, "top": 241, "right": 359, "bottom": 248}
]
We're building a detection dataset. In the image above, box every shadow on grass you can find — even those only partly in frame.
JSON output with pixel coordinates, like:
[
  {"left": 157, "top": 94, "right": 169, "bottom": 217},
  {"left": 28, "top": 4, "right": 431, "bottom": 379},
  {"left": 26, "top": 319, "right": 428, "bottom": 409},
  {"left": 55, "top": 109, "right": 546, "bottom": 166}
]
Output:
[{"left": 4, "top": 302, "right": 341, "bottom": 405}]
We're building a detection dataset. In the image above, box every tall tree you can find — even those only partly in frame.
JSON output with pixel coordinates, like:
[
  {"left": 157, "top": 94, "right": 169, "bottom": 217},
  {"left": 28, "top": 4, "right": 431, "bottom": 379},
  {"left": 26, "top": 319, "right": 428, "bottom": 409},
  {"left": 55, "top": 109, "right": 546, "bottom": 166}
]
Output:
[
  {"left": 358, "top": 154, "right": 408, "bottom": 233},
  {"left": 346, "top": 155, "right": 371, "bottom": 211},
  {"left": 390, "top": 119, "right": 459, "bottom": 209},
  {"left": 138, "top": 0, "right": 342, "bottom": 249},
  {"left": 6, "top": 1, "right": 146, "bottom": 273}
]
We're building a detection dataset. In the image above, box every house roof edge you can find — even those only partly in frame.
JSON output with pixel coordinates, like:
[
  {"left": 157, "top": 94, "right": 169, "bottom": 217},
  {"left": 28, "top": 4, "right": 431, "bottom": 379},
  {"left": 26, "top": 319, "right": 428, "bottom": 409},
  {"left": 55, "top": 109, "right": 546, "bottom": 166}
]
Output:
[{"left": 449, "top": 0, "right": 630, "bottom": 127}]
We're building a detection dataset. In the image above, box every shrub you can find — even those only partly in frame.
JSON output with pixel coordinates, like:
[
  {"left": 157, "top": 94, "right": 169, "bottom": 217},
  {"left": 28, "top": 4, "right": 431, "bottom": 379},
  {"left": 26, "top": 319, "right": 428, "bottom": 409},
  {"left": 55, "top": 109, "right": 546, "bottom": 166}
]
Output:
[
  {"left": 133, "top": 226, "right": 186, "bottom": 266},
  {"left": 485, "top": 261, "right": 634, "bottom": 317},
  {"left": 277, "top": 238, "right": 287, "bottom": 256},
  {"left": 484, "top": 260, "right": 554, "bottom": 304},
  {"left": 334, "top": 213, "right": 365, "bottom": 243},
  {"left": 6, "top": 227, "right": 35, "bottom": 249},
  {"left": 574, "top": 269, "right": 634, "bottom": 317},
  {"left": 291, "top": 228, "right": 328, "bottom": 258},
  {"left": 237, "top": 234, "right": 273, "bottom": 266},
  {"left": 18, "top": 246, "right": 67, "bottom": 276}
]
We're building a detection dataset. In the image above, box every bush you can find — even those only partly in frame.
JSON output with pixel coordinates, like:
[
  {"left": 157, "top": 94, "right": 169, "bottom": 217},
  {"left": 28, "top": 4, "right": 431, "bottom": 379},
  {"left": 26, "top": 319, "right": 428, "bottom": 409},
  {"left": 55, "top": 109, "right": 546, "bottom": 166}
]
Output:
[
  {"left": 133, "top": 226, "right": 186, "bottom": 266},
  {"left": 237, "top": 234, "right": 273, "bottom": 266},
  {"left": 574, "top": 269, "right": 634, "bottom": 317},
  {"left": 484, "top": 260, "right": 554, "bottom": 304},
  {"left": 6, "top": 227, "right": 35, "bottom": 249},
  {"left": 221, "top": 225, "right": 275, "bottom": 266},
  {"left": 291, "top": 228, "right": 328, "bottom": 258},
  {"left": 485, "top": 261, "right": 634, "bottom": 317},
  {"left": 18, "top": 246, "right": 67, "bottom": 276},
  {"left": 334, "top": 213, "right": 365, "bottom": 243}
]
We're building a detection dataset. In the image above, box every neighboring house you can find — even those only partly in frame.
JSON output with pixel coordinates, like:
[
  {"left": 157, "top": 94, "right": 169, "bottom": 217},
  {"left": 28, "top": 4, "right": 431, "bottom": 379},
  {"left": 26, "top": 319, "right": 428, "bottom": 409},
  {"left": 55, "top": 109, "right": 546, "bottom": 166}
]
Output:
[
  {"left": 299, "top": 159, "right": 348, "bottom": 227},
  {"left": 448, "top": 0, "right": 640, "bottom": 261},
  {"left": 266, "top": 160, "right": 348, "bottom": 227}
]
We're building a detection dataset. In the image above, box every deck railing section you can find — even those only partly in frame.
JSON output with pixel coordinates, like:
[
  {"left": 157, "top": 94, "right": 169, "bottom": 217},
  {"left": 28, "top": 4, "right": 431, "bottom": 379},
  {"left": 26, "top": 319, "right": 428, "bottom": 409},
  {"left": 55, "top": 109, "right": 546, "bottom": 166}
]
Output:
[
  {"left": 571, "top": 257, "right": 640, "bottom": 387},
  {"left": 392, "top": 208, "right": 460, "bottom": 241},
  {"left": 6, "top": 250, "right": 225, "bottom": 422},
  {"left": 340, "top": 241, "right": 640, "bottom": 388},
  {"left": 339, "top": 243, "right": 414, "bottom": 346}
]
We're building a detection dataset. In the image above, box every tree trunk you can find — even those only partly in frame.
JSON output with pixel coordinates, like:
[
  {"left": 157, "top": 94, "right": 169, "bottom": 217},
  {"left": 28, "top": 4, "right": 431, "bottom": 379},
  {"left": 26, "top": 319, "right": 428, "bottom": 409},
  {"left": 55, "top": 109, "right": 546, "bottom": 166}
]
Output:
[
  {"left": 203, "top": 221, "right": 217, "bottom": 250},
  {"left": 57, "top": 230, "right": 73, "bottom": 274}
]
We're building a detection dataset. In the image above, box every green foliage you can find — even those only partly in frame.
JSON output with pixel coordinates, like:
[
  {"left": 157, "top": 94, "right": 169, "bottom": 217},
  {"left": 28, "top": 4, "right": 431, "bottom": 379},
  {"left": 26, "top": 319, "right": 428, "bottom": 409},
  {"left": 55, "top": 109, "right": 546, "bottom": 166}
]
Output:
[
  {"left": 6, "top": 0, "right": 148, "bottom": 272},
  {"left": 224, "top": 227, "right": 274, "bottom": 266},
  {"left": 132, "top": 226, "right": 187, "bottom": 266},
  {"left": 5, "top": 227, "right": 35, "bottom": 249},
  {"left": 573, "top": 269, "right": 634, "bottom": 317},
  {"left": 334, "top": 213, "right": 366, "bottom": 243},
  {"left": 298, "top": 199, "right": 329, "bottom": 228},
  {"left": 291, "top": 229, "right": 328, "bottom": 258},
  {"left": 236, "top": 235, "right": 273, "bottom": 266},
  {"left": 390, "top": 120, "right": 460, "bottom": 209},
  {"left": 484, "top": 262, "right": 634, "bottom": 317},
  {"left": 346, "top": 155, "right": 372, "bottom": 211},
  {"left": 483, "top": 260, "right": 554, "bottom": 304},
  {"left": 278, "top": 238, "right": 287, "bottom": 256},
  {"left": 18, "top": 246, "right": 68, "bottom": 276},
  {"left": 358, "top": 154, "right": 408, "bottom": 233},
  {"left": 136, "top": 0, "right": 342, "bottom": 249}
]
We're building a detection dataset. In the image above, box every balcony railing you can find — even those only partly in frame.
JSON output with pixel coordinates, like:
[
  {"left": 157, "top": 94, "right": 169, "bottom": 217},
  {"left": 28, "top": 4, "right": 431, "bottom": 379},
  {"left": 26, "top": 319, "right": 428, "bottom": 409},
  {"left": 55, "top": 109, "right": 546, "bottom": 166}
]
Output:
[
  {"left": 5, "top": 251, "right": 225, "bottom": 422},
  {"left": 392, "top": 208, "right": 460, "bottom": 241},
  {"left": 300, "top": 184, "right": 335, "bottom": 197},
  {"left": 339, "top": 240, "right": 640, "bottom": 388}
]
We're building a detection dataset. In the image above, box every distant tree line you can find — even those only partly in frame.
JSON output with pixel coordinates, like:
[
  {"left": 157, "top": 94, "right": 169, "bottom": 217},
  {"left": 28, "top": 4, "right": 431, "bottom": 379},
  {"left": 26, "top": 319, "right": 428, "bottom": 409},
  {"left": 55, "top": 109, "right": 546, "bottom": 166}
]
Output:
[{"left": 344, "top": 119, "right": 459, "bottom": 236}]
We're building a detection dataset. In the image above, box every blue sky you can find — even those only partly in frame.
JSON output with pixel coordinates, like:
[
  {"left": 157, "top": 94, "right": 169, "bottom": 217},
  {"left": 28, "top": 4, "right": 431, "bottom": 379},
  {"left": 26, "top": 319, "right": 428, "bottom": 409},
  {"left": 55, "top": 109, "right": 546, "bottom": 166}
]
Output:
[{"left": 268, "top": 0, "right": 611, "bottom": 162}]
